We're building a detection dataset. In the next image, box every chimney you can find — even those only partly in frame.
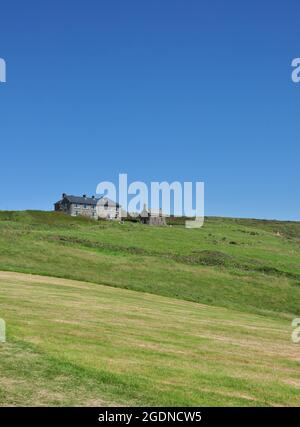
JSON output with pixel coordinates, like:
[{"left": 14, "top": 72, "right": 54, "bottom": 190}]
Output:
[
  {"left": 83, "top": 194, "right": 87, "bottom": 198},
  {"left": 62, "top": 193, "right": 66, "bottom": 198},
  {"left": 92, "top": 196, "right": 95, "bottom": 199}
]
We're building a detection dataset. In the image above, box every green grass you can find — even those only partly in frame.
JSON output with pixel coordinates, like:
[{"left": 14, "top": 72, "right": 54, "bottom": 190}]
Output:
[
  {"left": 0, "top": 271, "right": 299, "bottom": 406},
  {"left": 0, "top": 211, "right": 300, "bottom": 406},
  {"left": 0, "top": 211, "right": 300, "bottom": 319}
]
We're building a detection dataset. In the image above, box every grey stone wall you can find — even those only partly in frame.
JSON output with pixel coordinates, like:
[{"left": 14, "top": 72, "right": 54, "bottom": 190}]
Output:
[
  {"left": 69, "top": 203, "right": 97, "bottom": 219},
  {"left": 97, "top": 206, "right": 120, "bottom": 219},
  {"left": 55, "top": 197, "right": 121, "bottom": 220}
]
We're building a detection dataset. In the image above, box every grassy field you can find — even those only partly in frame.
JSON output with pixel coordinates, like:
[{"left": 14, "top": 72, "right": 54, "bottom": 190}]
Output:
[
  {"left": 0, "top": 211, "right": 300, "bottom": 406},
  {"left": 1, "top": 271, "right": 299, "bottom": 406}
]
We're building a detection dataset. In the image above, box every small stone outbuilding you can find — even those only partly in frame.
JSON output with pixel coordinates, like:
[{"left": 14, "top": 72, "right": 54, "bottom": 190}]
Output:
[
  {"left": 54, "top": 194, "right": 121, "bottom": 220},
  {"left": 139, "top": 205, "right": 167, "bottom": 226}
]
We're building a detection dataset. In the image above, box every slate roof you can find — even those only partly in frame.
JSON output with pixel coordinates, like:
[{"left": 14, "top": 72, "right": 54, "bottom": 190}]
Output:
[
  {"left": 58, "top": 194, "right": 120, "bottom": 208},
  {"left": 64, "top": 195, "right": 99, "bottom": 206}
]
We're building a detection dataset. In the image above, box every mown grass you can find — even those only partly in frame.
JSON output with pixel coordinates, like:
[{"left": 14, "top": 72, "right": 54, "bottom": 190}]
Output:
[
  {"left": 0, "top": 211, "right": 300, "bottom": 406},
  {"left": 0, "top": 271, "right": 299, "bottom": 406},
  {"left": 0, "top": 211, "right": 300, "bottom": 319}
]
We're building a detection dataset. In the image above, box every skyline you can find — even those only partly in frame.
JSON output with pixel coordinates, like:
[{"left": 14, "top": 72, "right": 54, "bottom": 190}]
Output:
[{"left": 1, "top": 0, "right": 300, "bottom": 220}]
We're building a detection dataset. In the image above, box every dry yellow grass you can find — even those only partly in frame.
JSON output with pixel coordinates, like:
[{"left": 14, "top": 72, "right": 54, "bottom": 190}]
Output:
[{"left": 0, "top": 271, "right": 299, "bottom": 406}]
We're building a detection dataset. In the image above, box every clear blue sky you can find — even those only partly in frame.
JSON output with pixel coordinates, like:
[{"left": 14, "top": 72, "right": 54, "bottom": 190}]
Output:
[{"left": 0, "top": 0, "right": 299, "bottom": 219}]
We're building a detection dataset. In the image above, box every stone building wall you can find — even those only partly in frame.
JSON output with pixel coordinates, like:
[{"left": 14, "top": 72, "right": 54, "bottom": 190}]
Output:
[
  {"left": 69, "top": 203, "right": 97, "bottom": 219},
  {"left": 54, "top": 195, "right": 121, "bottom": 220}
]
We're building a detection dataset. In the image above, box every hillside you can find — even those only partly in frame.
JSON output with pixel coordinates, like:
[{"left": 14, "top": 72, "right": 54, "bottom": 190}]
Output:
[
  {"left": 0, "top": 211, "right": 300, "bottom": 318},
  {"left": 0, "top": 211, "right": 300, "bottom": 406},
  {"left": 0, "top": 271, "right": 299, "bottom": 406}
]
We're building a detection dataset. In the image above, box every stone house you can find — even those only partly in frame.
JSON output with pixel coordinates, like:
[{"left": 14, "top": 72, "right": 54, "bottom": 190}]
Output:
[
  {"left": 54, "top": 194, "right": 121, "bottom": 220},
  {"left": 139, "top": 204, "right": 167, "bottom": 226},
  {"left": 97, "top": 196, "right": 121, "bottom": 220}
]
